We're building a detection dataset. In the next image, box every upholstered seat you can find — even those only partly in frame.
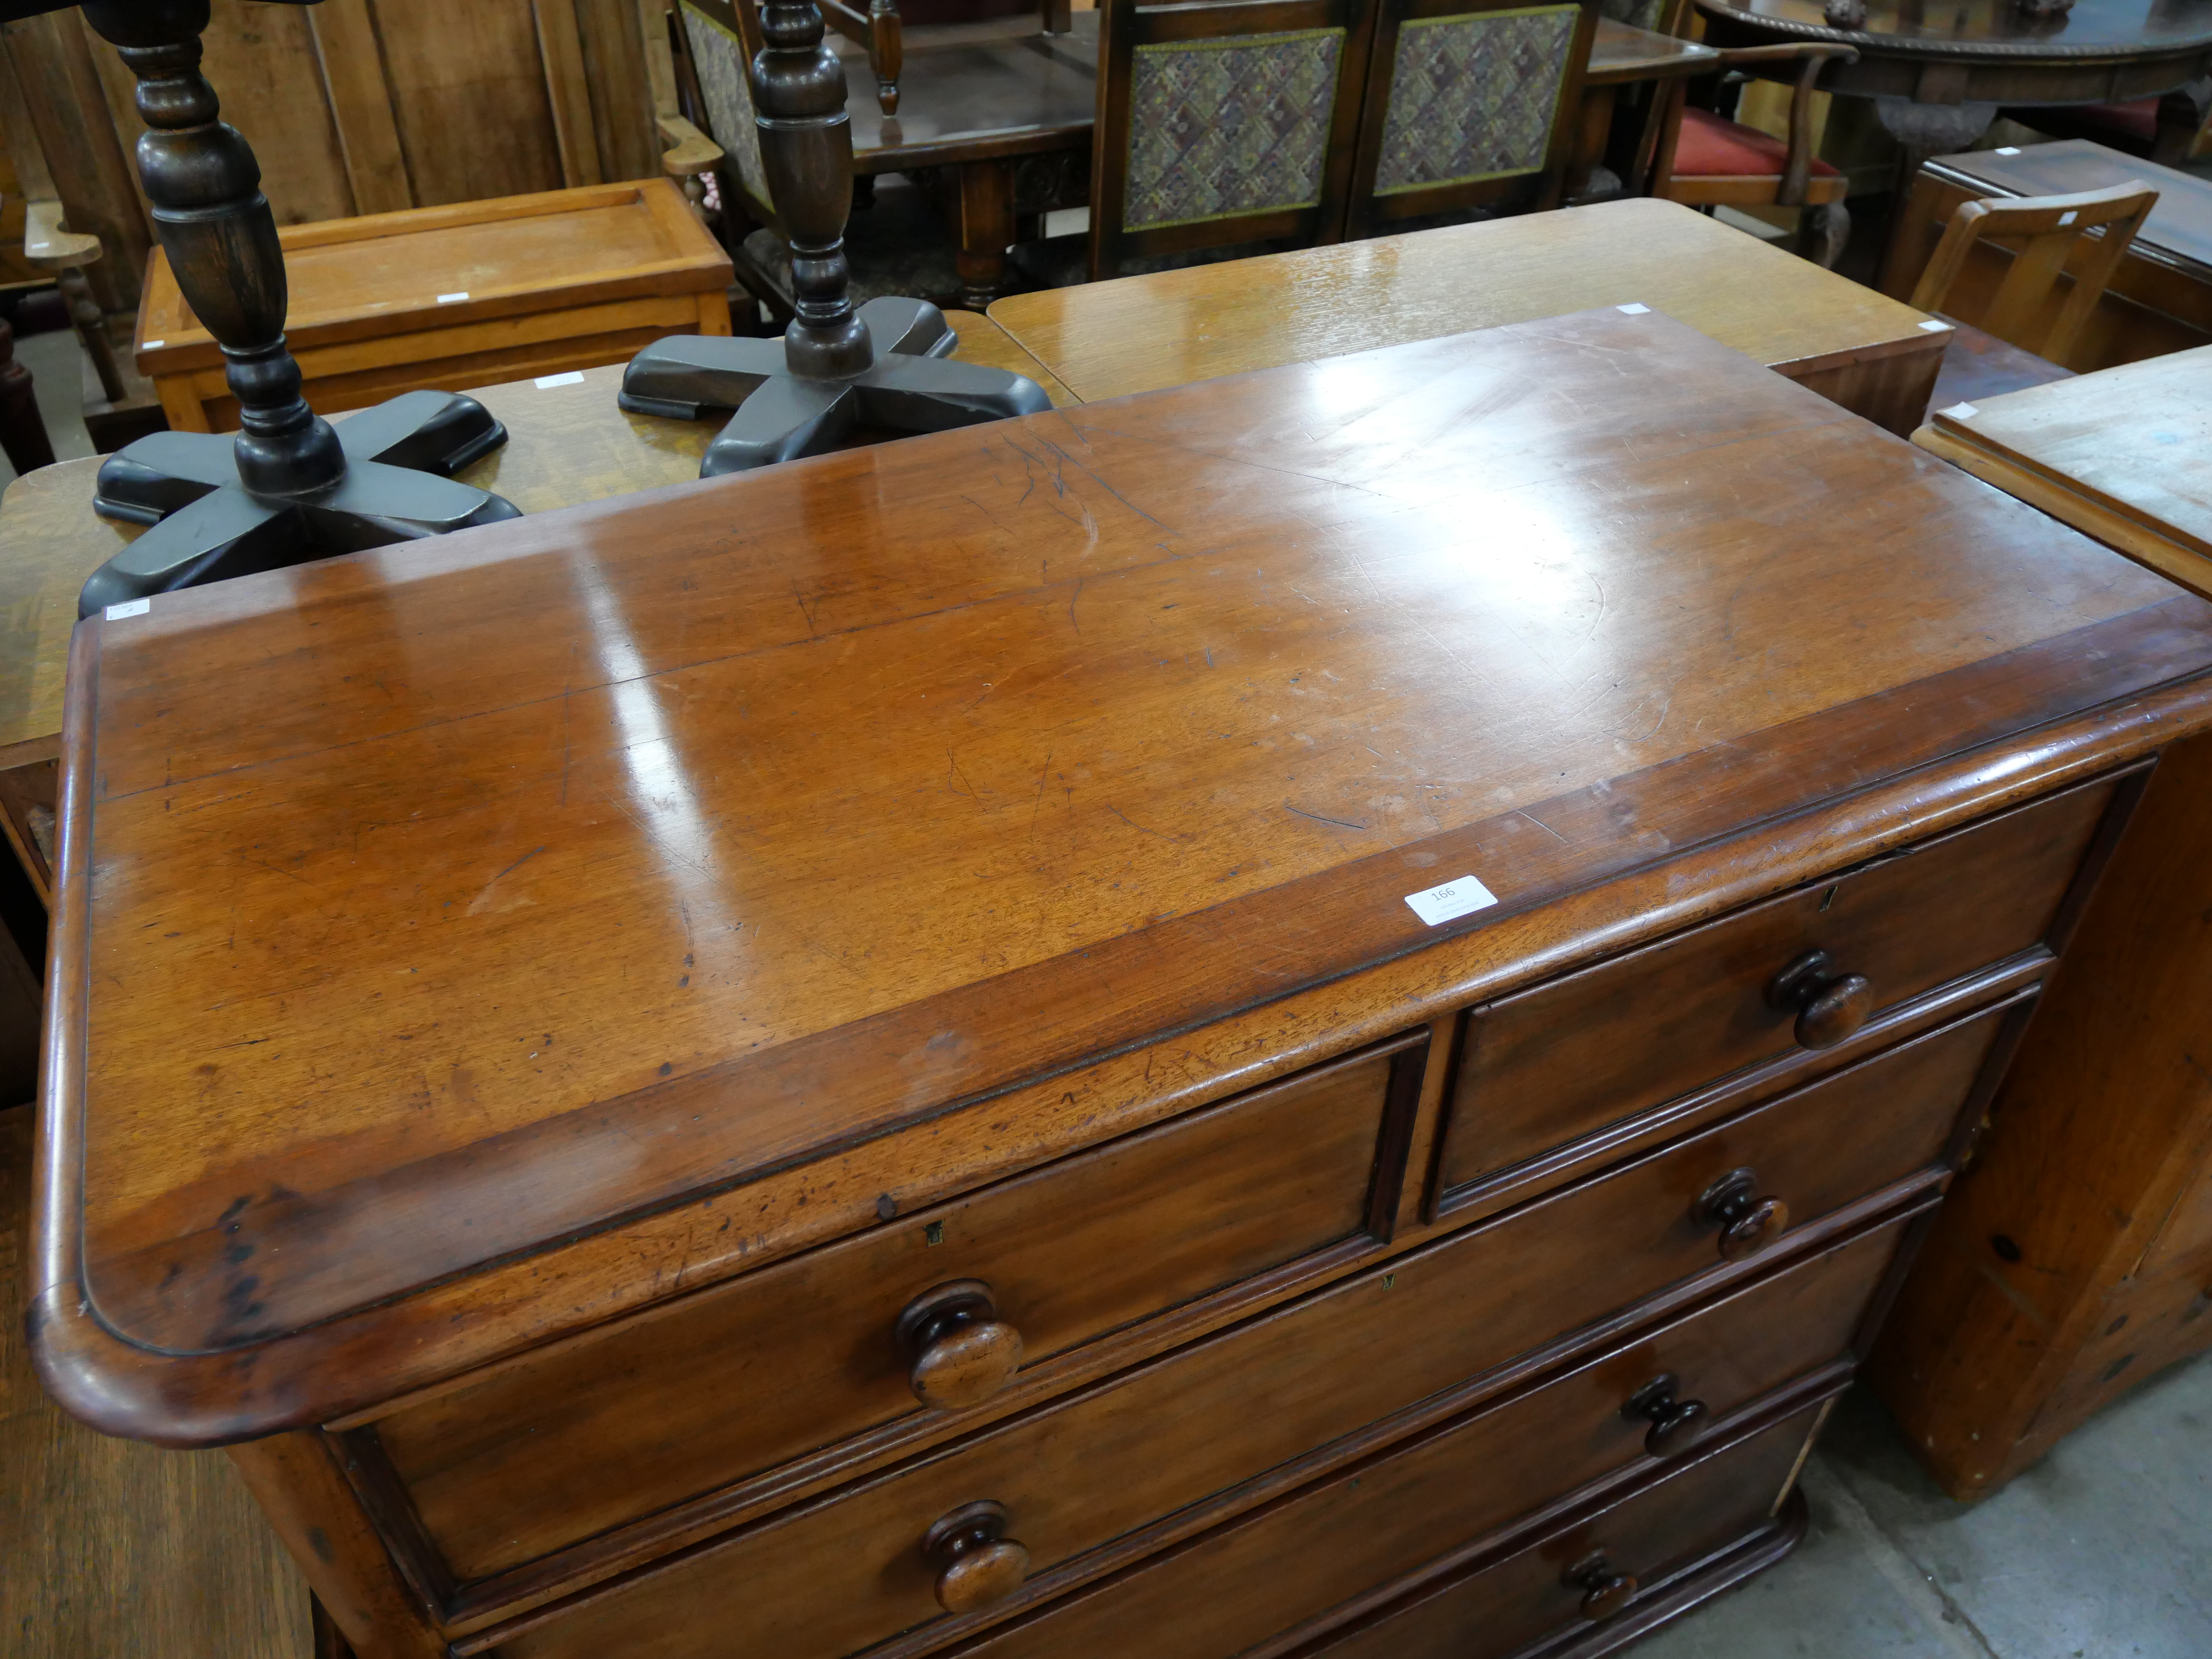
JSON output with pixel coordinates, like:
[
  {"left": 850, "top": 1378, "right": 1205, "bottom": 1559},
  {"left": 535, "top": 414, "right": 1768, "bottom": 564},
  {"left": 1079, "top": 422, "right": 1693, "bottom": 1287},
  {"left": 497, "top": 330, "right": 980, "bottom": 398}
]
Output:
[{"left": 1671, "top": 106, "right": 1841, "bottom": 179}]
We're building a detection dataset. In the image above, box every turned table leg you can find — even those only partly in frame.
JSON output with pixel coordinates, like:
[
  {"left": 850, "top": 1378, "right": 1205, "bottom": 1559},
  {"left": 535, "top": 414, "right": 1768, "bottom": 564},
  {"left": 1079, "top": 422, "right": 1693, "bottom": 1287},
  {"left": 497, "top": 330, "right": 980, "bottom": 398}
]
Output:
[
  {"left": 0, "top": 315, "right": 57, "bottom": 474},
  {"left": 955, "top": 157, "right": 1018, "bottom": 312},
  {"left": 1873, "top": 95, "right": 1997, "bottom": 294}
]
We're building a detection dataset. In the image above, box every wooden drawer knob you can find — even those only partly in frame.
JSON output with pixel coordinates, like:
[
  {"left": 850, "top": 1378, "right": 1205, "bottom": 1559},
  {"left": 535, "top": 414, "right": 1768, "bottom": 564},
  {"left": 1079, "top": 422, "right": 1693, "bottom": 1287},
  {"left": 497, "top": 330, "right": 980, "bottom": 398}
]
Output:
[
  {"left": 923, "top": 1499, "right": 1030, "bottom": 1613},
  {"left": 897, "top": 1280, "right": 1024, "bottom": 1410},
  {"left": 1624, "top": 1372, "right": 1709, "bottom": 1458},
  {"left": 1694, "top": 1167, "right": 1790, "bottom": 1262},
  {"left": 1567, "top": 1550, "right": 1638, "bottom": 1621},
  {"left": 1766, "top": 948, "right": 1872, "bottom": 1050}
]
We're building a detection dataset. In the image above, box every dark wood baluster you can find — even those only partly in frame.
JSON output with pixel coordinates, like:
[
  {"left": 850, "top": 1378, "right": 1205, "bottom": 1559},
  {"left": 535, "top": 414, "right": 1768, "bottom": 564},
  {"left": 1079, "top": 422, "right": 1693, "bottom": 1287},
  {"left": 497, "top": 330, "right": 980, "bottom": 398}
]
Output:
[{"left": 79, "top": 0, "right": 344, "bottom": 496}]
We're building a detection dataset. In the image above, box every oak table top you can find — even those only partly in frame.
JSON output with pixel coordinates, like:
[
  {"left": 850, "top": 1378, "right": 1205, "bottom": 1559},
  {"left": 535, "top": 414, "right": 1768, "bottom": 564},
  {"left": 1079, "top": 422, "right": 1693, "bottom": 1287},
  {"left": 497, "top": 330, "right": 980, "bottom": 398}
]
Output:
[
  {"left": 0, "top": 311, "right": 1068, "bottom": 770},
  {"left": 34, "top": 305, "right": 2212, "bottom": 1443},
  {"left": 985, "top": 197, "right": 1946, "bottom": 404},
  {"left": 1913, "top": 344, "right": 2212, "bottom": 596}
]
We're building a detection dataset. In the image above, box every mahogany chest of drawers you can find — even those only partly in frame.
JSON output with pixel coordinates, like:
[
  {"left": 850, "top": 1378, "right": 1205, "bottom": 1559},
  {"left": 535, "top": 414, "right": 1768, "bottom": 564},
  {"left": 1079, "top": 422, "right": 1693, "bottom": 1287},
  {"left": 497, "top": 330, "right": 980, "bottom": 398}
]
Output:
[{"left": 33, "top": 308, "right": 2212, "bottom": 1659}]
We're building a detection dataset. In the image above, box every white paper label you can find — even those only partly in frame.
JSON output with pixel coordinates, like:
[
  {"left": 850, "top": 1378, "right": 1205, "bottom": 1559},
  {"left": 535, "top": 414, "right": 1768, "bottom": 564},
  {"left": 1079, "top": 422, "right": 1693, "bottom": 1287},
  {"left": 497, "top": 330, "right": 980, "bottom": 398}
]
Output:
[
  {"left": 142, "top": 339, "right": 165, "bottom": 349},
  {"left": 1941, "top": 402, "right": 1979, "bottom": 419},
  {"left": 104, "top": 599, "right": 150, "bottom": 620},
  {"left": 1918, "top": 319, "right": 1953, "bottom": 332},
  {"left": 535, "top": 371, "right": 586, "bottom": 388},
  {"left": 437, "top": 291, "right": 470, "bottom": 303},
  {"left": 1616, "top": 303, "right": 1650, "bottom": 314},
  {"left": 2058, "top": 210, "right": 2077, "bottom": 227},
  {"left": 1996, "top": 146, "right": 2020, "bottom": 155},
  {"left": 1404, "top": 874, "right": 1499, "bottom": 927}
]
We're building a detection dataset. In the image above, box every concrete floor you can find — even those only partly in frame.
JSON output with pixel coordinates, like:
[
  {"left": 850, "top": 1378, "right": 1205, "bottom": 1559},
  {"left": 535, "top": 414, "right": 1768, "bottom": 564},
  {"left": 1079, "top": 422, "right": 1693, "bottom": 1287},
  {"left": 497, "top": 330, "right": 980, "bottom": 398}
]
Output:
[{"left": 1641, "top": 1354, "right": 2212, "bottom": 1659}]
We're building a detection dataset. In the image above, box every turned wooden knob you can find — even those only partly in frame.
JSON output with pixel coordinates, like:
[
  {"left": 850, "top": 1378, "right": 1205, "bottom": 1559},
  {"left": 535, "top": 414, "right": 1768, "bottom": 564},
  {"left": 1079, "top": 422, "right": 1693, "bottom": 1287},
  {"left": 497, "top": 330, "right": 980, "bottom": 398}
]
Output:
[
  {"left": 1766, "top": 948, "right": 1872, "bottom": 1049},
  {"left": 1624, "top": 1372, "right": 1709, "bottom": 1458},
  {"left": 1694, "top": 1168, "right": 1790, "bottom": 1262},
  {"left": 896, "top": 1280, "right": 1024, "bottom": 1409},
  {"left": 1567, "top": 1550, "right": 1638, "bottom": 1621},
  {"left": 923, "top": 1500, "right": 1030, "bottom": 1613}
]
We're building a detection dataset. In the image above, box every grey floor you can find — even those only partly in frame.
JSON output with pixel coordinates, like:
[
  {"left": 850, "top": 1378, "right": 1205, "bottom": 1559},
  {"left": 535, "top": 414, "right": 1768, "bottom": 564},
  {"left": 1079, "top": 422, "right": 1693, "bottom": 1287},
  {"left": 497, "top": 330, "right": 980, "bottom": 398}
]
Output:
[{"left": 1639, "top": 1353, "right": 2212, "bottom": 1659}]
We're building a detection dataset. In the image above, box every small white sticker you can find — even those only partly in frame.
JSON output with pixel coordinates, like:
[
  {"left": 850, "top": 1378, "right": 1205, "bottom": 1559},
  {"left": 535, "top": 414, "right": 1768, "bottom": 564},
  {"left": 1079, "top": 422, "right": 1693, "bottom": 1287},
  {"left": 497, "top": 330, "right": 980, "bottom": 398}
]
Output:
[
  {"left": 142, "top": 338, "right": 165, "bottom": 349},
  {"left": 104, "top": 598, "right": 150, "bottom": 620},
  {"left": 437, "top": 291, "right": 470, "bottom": 303},
  {"left": 1941, "top": 402, "right": 1979, "bottom": 419},
  {"left": 1996, "top": 146, "right": 2021, "bottom": 155},
  {"left": 1405, "top": 874, "right": 1500, "bottom": 927},
  {"left": 535, "top": 371, "right": 586, "bottom": 388},
  {"left": 1918, "top": 319, "right": 1953, "bottom": 332},
  {"left": 2058, "top": 210, "right": 2077, "bottom": 227},
  {"left": 1616, "top": 303, "right": 1650, "bottom": 314}
]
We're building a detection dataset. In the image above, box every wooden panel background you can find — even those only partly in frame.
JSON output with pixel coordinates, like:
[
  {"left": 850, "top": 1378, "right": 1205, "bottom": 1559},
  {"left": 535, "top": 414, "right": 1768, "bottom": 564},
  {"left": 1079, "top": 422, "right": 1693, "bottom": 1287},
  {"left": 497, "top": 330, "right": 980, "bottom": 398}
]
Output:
[{"left": 0, "top": 0, "right": 664, "bottom": 315}]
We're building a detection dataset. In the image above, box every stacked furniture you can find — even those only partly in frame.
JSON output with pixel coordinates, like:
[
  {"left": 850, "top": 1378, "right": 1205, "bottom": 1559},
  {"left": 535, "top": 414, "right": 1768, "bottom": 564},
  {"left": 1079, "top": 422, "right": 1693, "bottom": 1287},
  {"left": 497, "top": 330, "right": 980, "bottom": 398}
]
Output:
[
  {"left": 1886, "top": 140, "right": 2212, "bottom": 370},
  {"left": 35, "top": 306, "right": 2212, "bottom": 1659}
]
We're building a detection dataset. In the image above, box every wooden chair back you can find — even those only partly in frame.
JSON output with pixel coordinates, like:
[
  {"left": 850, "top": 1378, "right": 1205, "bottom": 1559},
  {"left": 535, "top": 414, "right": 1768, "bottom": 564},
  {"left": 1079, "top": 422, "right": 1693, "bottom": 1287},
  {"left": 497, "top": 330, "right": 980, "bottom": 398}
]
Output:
[
  {"left": 1090, "top": 0, "right": 1377, "bottom": 280},
  {"left": 1908, "top": 182, "right": 2159, "bottom": 369},
  {"left": 1341, "top": 0, "right": 1596, "bottom": 239}
]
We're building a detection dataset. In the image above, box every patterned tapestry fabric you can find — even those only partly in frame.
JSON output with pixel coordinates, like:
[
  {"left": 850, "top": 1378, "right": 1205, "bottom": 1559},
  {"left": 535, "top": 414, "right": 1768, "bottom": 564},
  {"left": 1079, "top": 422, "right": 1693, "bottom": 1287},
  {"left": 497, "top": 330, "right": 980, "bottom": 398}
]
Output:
[
  {"left": 1123, "top": 29, "right": 1344, "bottom": 232},
  {"left": 681, "top": 2, "right": 774, "bottom": 212},
  {"left": 1374, "top": 6, "right": 1579, "bottom": 196}
]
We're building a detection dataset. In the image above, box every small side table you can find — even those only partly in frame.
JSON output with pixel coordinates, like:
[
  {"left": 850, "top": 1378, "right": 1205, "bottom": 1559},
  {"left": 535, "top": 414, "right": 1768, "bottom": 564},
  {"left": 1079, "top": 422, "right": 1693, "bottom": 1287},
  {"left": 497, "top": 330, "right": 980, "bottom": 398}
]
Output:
[
  {"left": 134, "top": 179, "right": 735, "bottom": 434},
  {"left": 1571, "top": 18, "right": 1721, "bottom": 201}
]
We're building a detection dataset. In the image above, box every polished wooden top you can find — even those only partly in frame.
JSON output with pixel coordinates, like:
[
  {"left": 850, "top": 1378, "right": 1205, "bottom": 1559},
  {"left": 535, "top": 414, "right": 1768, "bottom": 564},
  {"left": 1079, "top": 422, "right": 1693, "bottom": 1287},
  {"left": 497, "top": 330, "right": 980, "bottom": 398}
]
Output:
[
  {"left": 1585, "top": 17, "right": 1720, "bottom": 84},
  {"left": 135, "top": 180, "right": 732, "bottom": 376},
  {"left": 1917, "top": 344, "right": 2212, "bottom": 591},
  {"left": 844, "top": 14, "right": 1097, "bottom": 169},
  {"left": 42, "top": 308, "right": 2212, "bottom": 1437},
  {"left": 1927, "top": 140, "right": 2212, "bottom": 275},
  {"left": 1694, "top": 0, "right": 2212, "bottom": 54},
  {"left": 0, "top": 312, "right": 1066, "bottom": 766},
  {"left": 987, "top": 198, "right": 1942, "bottom": 403}
]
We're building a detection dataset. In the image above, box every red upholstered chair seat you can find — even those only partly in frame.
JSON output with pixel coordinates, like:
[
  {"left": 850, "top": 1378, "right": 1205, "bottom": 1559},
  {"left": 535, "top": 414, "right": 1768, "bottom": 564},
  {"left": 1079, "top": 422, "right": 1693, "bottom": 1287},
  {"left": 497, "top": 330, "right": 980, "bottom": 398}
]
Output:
[
  {"left": 1673, "top": 106, "right": 1843, "bottom": 176},
  {"left": 2069, "top": 99, "right": 2159, "bottom": 143}
]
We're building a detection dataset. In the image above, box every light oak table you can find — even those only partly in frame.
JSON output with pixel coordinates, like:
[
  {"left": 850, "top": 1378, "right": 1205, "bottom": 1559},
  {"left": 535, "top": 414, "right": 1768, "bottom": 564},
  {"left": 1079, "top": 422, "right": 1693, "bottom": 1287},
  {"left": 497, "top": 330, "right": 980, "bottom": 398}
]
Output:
[
  {"left": 0, "top": 309, "right": 1065, "bottom": 908},
  {"left": 1864, "top": 349, "right": 2212, "bottom": 1498},
  {"left": 135, "top": 180, "right": 736, "bottom": 435},
  {"left": 987, "top": 197, "right": 1955, "bottom": 437}
]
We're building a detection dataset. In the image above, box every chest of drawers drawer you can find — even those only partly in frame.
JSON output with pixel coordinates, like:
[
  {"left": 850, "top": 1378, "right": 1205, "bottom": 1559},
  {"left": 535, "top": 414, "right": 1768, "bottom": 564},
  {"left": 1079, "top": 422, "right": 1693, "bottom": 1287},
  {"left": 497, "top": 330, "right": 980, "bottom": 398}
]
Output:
[
  {"left": 1306, "top": 1407, "right": 1823, "bottom": 1659},
  {"left": 373, "top": 1030, "right": 1425, "bottom": 1582},
  {"left": 474, "top": 991, "right": 1982, "bottom": 1659},
  {"left": 1436, "top": 774, "right": 2119, "bottom": 1207}
]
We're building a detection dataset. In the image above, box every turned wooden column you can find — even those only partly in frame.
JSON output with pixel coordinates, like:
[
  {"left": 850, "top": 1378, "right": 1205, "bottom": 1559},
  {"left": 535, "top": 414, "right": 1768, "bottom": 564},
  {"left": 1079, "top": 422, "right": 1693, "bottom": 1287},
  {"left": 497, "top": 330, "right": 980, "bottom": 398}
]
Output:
[{"left": 78, "top": 0, "right": 345, "bottom": 496}]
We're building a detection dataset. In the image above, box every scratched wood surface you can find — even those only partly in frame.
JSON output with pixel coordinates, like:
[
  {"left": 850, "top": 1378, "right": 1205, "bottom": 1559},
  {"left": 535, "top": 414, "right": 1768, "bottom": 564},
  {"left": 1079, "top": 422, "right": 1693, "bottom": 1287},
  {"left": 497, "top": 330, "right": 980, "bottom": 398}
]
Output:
[{"left": 39, "top": 304, "right": 2208, "bottom": 1410}]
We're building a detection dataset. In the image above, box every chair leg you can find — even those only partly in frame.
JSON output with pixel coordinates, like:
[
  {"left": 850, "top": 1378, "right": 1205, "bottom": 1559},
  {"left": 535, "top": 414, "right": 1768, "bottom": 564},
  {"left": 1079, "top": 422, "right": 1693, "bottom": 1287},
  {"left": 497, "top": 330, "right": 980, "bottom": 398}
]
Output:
[{"left": 1797, "top": 201, "right": 1850, "bottom": 270}]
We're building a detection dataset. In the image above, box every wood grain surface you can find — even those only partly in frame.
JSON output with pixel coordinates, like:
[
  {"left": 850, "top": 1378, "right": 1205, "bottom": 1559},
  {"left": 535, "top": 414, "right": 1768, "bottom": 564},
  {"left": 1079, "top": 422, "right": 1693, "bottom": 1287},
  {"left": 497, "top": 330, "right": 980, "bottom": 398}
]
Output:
[
  {"left": 987, "top": 197, "right": 1947, "bottom": 420},
  {"left": 0, "top": 1107, "right": 309, "bottom": 1659},
  {"left": 135, "top": 180, "right": 731, "bottom": 375},
  {"left": 0, "top": 311, "right": 1062, "bottom": 764},
  {"left": 35, "top": 306, "right": 2212, "bottom": 1443},
  {"left": 1914, "top": 344, "right": 2212, "bottom": 594}
]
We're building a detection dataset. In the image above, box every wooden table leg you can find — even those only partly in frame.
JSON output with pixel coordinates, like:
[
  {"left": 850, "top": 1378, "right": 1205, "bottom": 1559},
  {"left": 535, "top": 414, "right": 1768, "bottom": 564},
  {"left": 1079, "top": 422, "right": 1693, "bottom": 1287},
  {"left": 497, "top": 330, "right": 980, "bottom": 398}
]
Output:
[
  {"left": 955, "top": 157, "right": 1017, "bottom": 312},
  {"left": 1871, "top": 96, "right": 1996, "bottom": 294},
  {"left": 1566, "top": 83, "right": 1618, "bottom": 204},
  {"left": 0, "top": 316, "right": 57, "bottom": 475}
]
